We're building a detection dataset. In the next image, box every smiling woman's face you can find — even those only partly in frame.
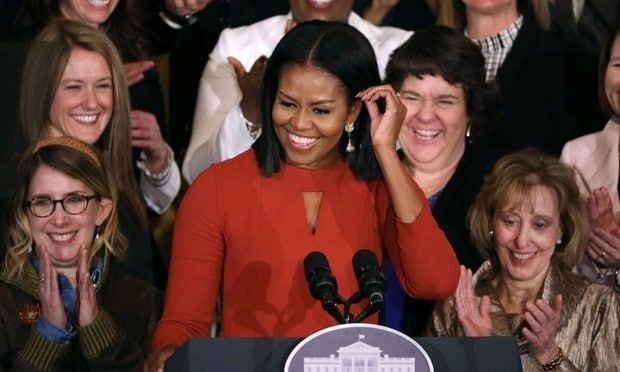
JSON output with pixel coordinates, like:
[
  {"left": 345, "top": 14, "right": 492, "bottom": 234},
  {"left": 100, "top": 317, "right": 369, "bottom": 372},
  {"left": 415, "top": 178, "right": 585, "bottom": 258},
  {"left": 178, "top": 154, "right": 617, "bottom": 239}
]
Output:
[
  {"left": 492, "top": 184, "right": 563, "bottom": 286},
  {"left": 27, "top": 164, "right": 111, "bottom": 269},
  {"left": 46, "top": 48, "right": 113, "bottom": 144},
  {"left": 272, "top": 64, "right": 360, "bottom": 170},
  {"left": 605, "top": 35, "right": 620, "bottom": 117},
  {"left": 288, "top": 0, "right": 354, "bottom": 23},
  {"left": 60, "top": 0, "right": 119, "bottom": 27},
  {"left": 398, "top": 74, "right": 468, "bottom": 173}
]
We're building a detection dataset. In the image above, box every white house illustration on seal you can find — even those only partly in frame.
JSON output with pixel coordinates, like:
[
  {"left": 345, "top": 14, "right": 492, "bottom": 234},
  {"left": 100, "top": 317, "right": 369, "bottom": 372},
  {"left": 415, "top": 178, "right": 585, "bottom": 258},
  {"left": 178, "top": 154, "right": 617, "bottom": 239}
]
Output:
[{"left": 303, "top": 334, "right": 416, "bottom": 372}]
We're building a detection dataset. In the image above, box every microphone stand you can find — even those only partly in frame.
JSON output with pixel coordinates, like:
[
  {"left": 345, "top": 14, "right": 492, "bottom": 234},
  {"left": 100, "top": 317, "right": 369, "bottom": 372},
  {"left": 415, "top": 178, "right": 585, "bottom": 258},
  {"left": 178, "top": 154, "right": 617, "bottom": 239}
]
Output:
[{"left": 345, "top": 292, "right": 383, "bottom": 323}]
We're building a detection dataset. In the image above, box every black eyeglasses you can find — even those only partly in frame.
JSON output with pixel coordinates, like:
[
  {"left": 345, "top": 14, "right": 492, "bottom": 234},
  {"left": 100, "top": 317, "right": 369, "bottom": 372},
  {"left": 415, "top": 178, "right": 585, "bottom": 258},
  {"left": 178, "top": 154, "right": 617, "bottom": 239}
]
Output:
[{"left": 25, "top": 194, "right": 101, "bottom": 218}]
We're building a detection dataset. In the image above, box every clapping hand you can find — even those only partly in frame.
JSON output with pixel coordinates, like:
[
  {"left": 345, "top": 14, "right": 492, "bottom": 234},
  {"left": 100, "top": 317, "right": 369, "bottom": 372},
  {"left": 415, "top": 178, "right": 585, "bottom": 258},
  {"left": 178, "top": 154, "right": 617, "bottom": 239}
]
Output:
[
  {"left": 228, "top": 56, "right": 268, "bottom": 125},
  {"left": 131, "top": 110, "right": 170, "bottom": 174},
  {"left": 454, "top": 265, "right": 492, "bottom": 336},
  {"left": 521, "top": 295, "right": 562, "bottom": 365},
  {"left": 76, "top": 245, "right": 98, "bottom": 327},
  {"left": 124, "top": 60, "right": 155, "bottom": 87},
  {"left": 39, "top": 245, "right": 68, "bottom": 330},
  {"left": 586, "top": 188, "right": 620, "bottom": 268}
]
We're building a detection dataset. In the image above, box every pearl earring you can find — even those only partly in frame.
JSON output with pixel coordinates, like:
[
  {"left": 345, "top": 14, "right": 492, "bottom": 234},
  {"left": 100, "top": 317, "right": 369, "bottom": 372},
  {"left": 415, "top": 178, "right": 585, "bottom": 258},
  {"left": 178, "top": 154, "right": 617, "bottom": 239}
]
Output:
[
  {"left": 556, "top": 238, "right": 562, "bottom": 245},
  {"left": 489, "top": 230, "right": 494, "bottom": 237},
  {"left": 345, "top": 122, "right": 355, "bottom": 153}
]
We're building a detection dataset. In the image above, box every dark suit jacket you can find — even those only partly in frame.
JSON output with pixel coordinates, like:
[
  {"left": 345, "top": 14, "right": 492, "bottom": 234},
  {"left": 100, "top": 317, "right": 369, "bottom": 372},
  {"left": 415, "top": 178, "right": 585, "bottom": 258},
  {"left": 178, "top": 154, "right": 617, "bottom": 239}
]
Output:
[{"left": 487, "top": 10, "right": 602, "bottom": 157}]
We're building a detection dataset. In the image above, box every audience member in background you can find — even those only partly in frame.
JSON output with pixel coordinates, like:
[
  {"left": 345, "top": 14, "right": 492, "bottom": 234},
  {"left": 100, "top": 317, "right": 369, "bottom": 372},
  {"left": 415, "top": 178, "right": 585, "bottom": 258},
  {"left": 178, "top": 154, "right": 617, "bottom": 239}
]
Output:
[
  {"left": 1, "top": 0, "right": 181, "bottom": 209},
  {"left": 14, "top": 0, "right": 169, "bottom": 136},
  {"left": 383, "top": 26, "right": 498, "bottom": 335},
  {"left": 440, "top": 0, "right": 602, "bottom": 156},
  {"left": 160, "top": 0, "right": 290, "bottom": 158},
  {"left": 548, "top": 0, "right": 620, "bottom": 59},
  {"left": 182, "top": 0, "right": 412, "bottom": 182},
  {"left": 15, "top": 21, "right": 175, "bottom": 284},
  {"left": 146, "top": 21, "right": 459, "bottom": 370},
  {"left": 0, "top": 137, "right": 161, "bottom": 371},
  {"left": 561, "top": 28, "right": 620, "bottom": 292},
  {"left": 353, "top": 0, "right": 437, "bottom": 30},
  {"left": 430, "top": 150, "right": 620, "bottom": 372}
]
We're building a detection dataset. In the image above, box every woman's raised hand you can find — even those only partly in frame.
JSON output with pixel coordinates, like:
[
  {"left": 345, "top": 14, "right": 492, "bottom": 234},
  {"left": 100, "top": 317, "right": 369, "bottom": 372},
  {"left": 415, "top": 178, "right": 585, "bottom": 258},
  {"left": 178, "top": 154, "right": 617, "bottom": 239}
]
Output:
[
  {"left": 131, "top": 110, "right": 170, "bottom": 174},
  {"left": 76, "top": 245, "right": 99, "bottom": 327},
  {"left": 522, "top": 294, "right": 563, "bottom": 365},
  {"left": 39, "top": 245, "right": 68, "bottom": 330},
  {"left": 586, "top": 188, "right": 620, "bottom": 267},
  {"left": 454, "top": 265, "right": 492, "bottom": 337},
  {"left": 357, "top": 85, "right": 406, "bottom": 154}
]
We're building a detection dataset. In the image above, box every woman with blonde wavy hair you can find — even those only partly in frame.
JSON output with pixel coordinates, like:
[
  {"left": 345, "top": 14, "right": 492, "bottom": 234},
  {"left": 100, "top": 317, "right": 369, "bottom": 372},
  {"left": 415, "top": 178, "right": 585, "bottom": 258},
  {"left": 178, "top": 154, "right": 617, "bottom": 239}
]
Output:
[
  {"left": 430, "top": 150, "right": 620, "bottom": 371},
  {"left": 0, "top": 137, "right": 161, "bottom": 371}
]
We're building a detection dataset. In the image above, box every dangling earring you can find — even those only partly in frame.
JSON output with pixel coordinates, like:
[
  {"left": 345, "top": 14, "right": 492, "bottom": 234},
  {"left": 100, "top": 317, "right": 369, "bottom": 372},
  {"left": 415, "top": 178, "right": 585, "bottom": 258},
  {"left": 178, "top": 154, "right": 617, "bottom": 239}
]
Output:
[
  {"left": 95, "top": 226, "right": 101, "bottom": 241},
  {"left": 345, "top": 122, "right": 355, "bottom": 153},
  {"left": 28, "top": 246, "right": 33, "bottom": 253}
]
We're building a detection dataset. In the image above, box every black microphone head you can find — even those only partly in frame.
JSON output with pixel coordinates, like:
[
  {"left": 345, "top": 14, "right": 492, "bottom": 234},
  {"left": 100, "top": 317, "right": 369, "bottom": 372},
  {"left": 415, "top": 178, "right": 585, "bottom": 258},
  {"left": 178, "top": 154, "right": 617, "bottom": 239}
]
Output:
[
  {"left": 304, "top": 251, "right": 330, "bottom": 280},
  {"left": 304, "top": 251, "right": 338, "bottom": 300},
  {"left": 352, "top": 249, "right": 386, "bottom": 302},
  {"left": 352, "top": 250, "right": 380, "bottom": 275}
]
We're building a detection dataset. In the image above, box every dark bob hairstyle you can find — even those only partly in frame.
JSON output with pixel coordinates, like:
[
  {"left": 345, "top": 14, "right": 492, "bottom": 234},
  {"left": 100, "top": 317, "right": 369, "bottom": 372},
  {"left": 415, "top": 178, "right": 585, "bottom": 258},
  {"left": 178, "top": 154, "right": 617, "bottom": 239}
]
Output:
[
  {"left": 252, "top": 20, "right": 383, "bottom": 181},
  {"left": 384, "top": 26, "right": 497, "bottom": 142}
]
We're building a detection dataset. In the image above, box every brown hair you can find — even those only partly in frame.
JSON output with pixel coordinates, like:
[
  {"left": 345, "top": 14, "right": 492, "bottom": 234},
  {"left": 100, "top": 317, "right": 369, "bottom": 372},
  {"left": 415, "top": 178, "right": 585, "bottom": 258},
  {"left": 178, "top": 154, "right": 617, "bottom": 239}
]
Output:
[
  {"left": 468, "top": 150, "right": 587, "bottom": 269},
  {"left": 20, "top": 20, "right": 147, "bottom": 228},
  {"left": 5, "top": 137, "right": 126, "bottom": 278}
]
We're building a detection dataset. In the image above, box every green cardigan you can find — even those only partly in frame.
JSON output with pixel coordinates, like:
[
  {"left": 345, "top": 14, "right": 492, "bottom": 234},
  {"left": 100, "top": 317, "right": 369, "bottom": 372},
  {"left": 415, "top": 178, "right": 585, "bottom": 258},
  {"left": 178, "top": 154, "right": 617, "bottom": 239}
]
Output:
[{"left": 0, "top": 252, "right": 162, "bottom": 371}]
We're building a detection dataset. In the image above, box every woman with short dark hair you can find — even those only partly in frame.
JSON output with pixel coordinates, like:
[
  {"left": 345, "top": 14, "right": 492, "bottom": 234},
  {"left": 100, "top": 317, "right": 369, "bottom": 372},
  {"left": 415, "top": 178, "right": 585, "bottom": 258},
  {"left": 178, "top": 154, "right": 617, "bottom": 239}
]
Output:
[{"left": 383, "top": 26, "right": 498, "bottom": 334}]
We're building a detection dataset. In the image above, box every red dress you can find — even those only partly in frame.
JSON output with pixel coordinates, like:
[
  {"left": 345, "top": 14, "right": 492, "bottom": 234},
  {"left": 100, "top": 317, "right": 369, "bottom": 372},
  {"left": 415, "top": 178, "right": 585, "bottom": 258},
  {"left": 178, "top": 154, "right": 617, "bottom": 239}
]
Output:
[{"left": 153, "top": 151, "right": 458, "bottom": 348}]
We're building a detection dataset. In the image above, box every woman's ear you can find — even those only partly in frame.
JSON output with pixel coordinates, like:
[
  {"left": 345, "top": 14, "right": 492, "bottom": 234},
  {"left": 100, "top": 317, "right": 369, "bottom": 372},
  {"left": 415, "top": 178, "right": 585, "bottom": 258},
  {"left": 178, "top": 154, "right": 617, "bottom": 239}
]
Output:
[
  {"left": 96, "top": 197, "right": 113, "bottom": 226},
  {"left": 347, "top": 99, "right": 362, "bottom": 125}
]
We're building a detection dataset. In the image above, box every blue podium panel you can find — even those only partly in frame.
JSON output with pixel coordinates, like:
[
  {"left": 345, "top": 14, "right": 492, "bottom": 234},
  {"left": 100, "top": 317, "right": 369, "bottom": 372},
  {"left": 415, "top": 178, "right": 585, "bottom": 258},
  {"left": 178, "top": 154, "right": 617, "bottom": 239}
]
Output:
[{"left": 166, "top": 336, "right": 522, "bottom": 372}]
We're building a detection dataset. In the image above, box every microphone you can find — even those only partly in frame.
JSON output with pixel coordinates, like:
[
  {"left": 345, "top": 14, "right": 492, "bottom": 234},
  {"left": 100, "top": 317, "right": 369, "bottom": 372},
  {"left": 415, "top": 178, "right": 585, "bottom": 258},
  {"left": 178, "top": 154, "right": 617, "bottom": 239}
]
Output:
[
  {"left": 304, "top": 251, "right": 345, "bottom": 324},
  {"left": 352, "top": 249, "right": 386, "bottom": 322}
]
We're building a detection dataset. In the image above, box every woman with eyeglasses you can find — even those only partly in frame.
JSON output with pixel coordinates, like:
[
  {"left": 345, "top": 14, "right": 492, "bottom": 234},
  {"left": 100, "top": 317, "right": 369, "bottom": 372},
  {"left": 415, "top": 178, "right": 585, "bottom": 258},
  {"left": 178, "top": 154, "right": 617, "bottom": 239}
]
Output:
[{"left": 0, "top": 136, "right": 162, "bottom": 371}]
